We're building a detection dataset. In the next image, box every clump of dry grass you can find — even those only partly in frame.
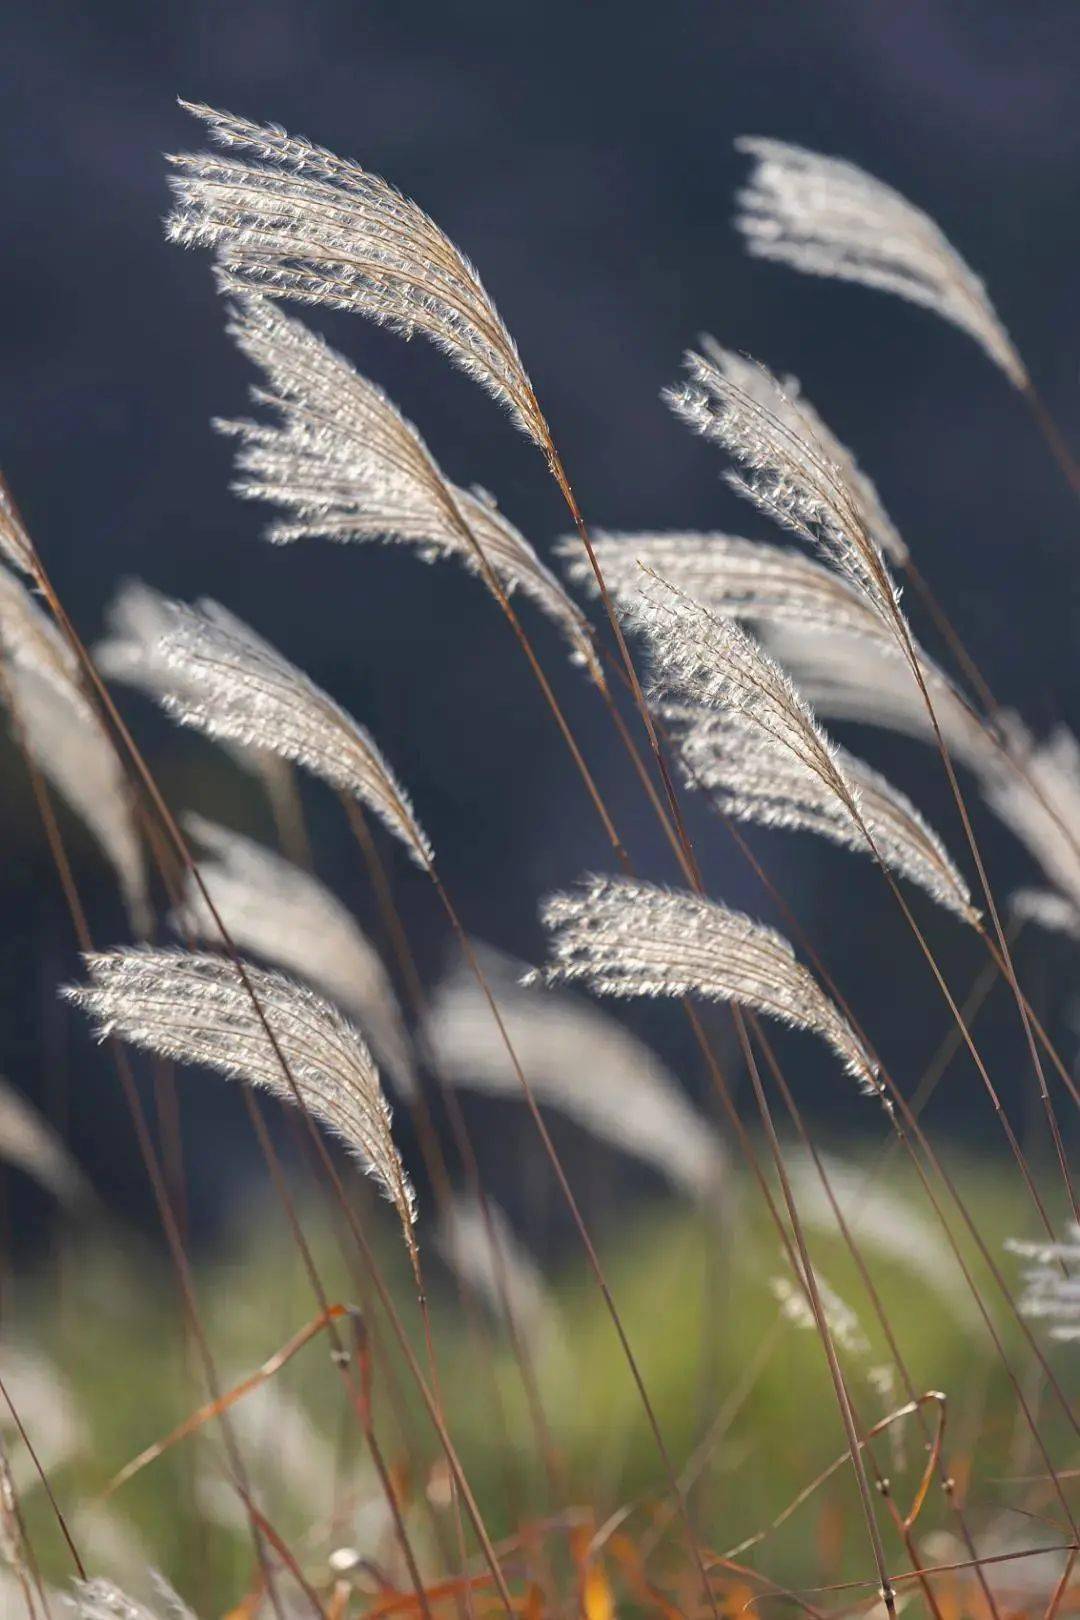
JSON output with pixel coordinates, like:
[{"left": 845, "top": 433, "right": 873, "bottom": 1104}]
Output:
[{"left": 0, "top": 92, "right": 1076, "bottom": 1620}]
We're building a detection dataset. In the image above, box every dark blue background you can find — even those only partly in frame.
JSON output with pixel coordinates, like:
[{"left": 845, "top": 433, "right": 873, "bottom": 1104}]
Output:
[{"left": 2, "top": 1, "right": 1078, "bottom": 1238}]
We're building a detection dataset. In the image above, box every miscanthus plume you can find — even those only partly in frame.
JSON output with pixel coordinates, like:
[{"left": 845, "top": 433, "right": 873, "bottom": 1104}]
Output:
[
  {"left": 69, "top": 1578, "right": 197, "bottom": 1620},
  {"left": 0, "top": 567, "right": 148, "bottom": 931},
  {"left": 628, "top": 573, "right": 974, "bottom": 921},
  {"left": 133, "top": 593, "right": 430, "bottom": 867},
  {"left": 176, "top": 814, "right": 418, "bottom": 1098},
  {"left": 220, "top": 296, "right": 595, "bottom": 673},
  {"left": 426, "top": 941, "right": 725, "bottom": 1200},
  {"left": 65, "top": 949, "right": 417, "bottom": 1256},
  {"left": 536, "top": 876, "right": 880, "bottom": 1096},
  {"left": 734, "top": 137, "right": 1025, "bottom": 386},
  {"left": 166, "top": 101, "right": 549, "bottom": 445}
]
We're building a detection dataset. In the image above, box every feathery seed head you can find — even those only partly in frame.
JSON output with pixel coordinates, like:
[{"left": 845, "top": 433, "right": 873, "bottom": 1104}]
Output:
[
  {"left": 735, "top": 138, "right": 1026, "bottom": 386},
  {"left": 167, "top": 102, "right": 548, "bottom": 444},
  {"left": 665, "top": 347, "right": 903, "bottom": 637},
  {"left": 177, "top": 815, "right": 419, "bottom": 1098},
  {"left": 427, "top": 941, "right": 725, "bottom": 1200},
  {"left": 149, "top": 596, "right": 431, "bottom": 866},
  {"left": 1007, "top": 1225, "right": 1080, "bottom": 1341},
  {"left": 220, "top": 297, "right": 595, "bottom": 671},
  {"left": 65, "top": 948, "right": 417, "bottom": 1250},
  {"left": 538, "top": 876, "right": 880, "bottom": 1096}
]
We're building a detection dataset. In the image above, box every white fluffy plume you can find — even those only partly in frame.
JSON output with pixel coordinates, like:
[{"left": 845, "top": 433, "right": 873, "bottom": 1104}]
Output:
[
  {"left": 759, "top": 621, "right": 989, "bottom": 774},
  {"left": 65, "top": 948, "right": 417, "bottom": 1253},
  {"left": 176, "top": 814, "right": 418, "bottom": 1099},
  {"left": 0, "top": 483, "right": 34, "bottom": 578},
  {"left": 95, "top": 578, "right": 299, "bottom": 804},
  {"left": 674, "top": 710, "right": 975, "bottom": 923},
  {"left": 1007, "top": 1225, "right": 1080, "bottom": 1342},
  {"left": 735, "top": 137, "right": 1025, "bottom": 386},
  {"left": 0, "top": 565, "right": 148, "bottom": 930},
  {"left": 69, "top": 1577, "right": 196, "bottom": 1620},
  {"left": 560, "top": 529, "right": 976, "bottom": 765},
  {"left": 145, "top": 595, "right": 430, "bottom": 866},
  {"left": 984, "top": 725, "right": 1080, "bottom": 931},
  {"left": 167, "top": 102, "right": 548, "bottom": 444},
  {"left": 425, "top": 942, "right": 724, "bottom": 1200},
  {"left": 696, "top": 341, "right": 908, "bottom": 564},
  {"left": 621, "top": 572, "right": 972, "bottom": 917},
  {"left": 537, "top": 876, "right": 880, "bottom": 1095},
  {"left": 437, "top": 1193, "right": 561, "bottom": 1351},
  {"left": 560, "top": 530, "right": 881, "bottom": 643},
  {"left": 5, "top": 666, "right": 149, "bottom": 934},
  {"left": 665, "top": 347, "right": 904, "bottom": 637},
  {"left": 0, "top": 1078, "right": 89, "bottom": 1207},
  {"left": 220, "top": 297, "right": 595, "bottom": 672}
]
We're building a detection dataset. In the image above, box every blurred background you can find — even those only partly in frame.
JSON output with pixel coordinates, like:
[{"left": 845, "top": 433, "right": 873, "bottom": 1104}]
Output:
[{"left": 2, "top": 0, "right": 1079, "bottom": 1242}]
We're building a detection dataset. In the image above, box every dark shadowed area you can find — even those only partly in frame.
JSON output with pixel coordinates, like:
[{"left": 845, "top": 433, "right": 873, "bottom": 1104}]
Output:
[{"left": 2, "top": 0, "right": 1078, "bottom": 1240}]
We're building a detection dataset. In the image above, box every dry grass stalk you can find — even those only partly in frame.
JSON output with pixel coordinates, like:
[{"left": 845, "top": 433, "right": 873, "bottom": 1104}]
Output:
[
  {"left": 221, "top": 296, "right": 595, "bottom": 672},
  {"left": 425, "top": 941, "right": 725, "bottom": 1200},
  {"left": 177, "top": 813, "right": 419, "bottom": 1099},
  {"left": 65, "top": 948, "right": 417, "bottom": 1257},
  {"left": 735, "top": 137, "right": 1025, "bottom": 385},
  {"left": 537, "top": 876, "right": 880, "bottom": 1095},
  {"left": 167, "top": 102, "right": 549, "bottom": 445}
]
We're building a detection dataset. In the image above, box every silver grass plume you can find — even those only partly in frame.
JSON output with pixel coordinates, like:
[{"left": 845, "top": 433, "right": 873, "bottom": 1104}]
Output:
[
  {"left": 735, "top": 137, "right": 1025, "bottom": 387},
  {"left": 151, "top": 596, "right": 431, "bottom": 866},
  {"left": 176, "top": 814, "right": 419, "bottom": 1099},
  {"left": 0, "top": 483, "right": 34, "bottom": 577},
  {"left": 665, "top": 346, "right": 905, "bottom": 637},
  {"left": 1011, "top": 888, "right": 1080, "bottom": 942},
  {"left": 167, "top": 102, "right": 549, "bottom": 445},
  {"left": 697, "top": 340, "right": 908, "bottom": 563},
  {"left": 437, "top": 1193, "right": 562, "bottom": 1352},
  {"left": 220, "top": 297, "right": 596, "bottom": 673},
  {"left": 785, "top": 1149, "right": 971, "bottom": 1321},
  {"left": 0, "top": 1077, "right": 90, "bottom": 1207},
  {"left": 625, "top": 572, "right": 972, "bottom": 918},
  {"left": 95, "top": 579, "right": 288, "bottom": 792},
  {"left": 4, "top": 665, "right": 149, "bottom": 934},
  {"left": 65, "top": 948, "right": 417, "bottom": 1254},
  {"left": 674, "top": 712, "right": 974, "bottom": 923},
  {"left": 558, "top": 529, "right": 883, "bottom": 640},
  {"left": 759, "top": 624, "right": 1080, "bottom": 924},
  {"left": 0, "top": 561, "right": 81, "bottom": 694},
  {"left": 559, "top": 529, "right": 974, "bottom": 754},
  {"left": 984, "top": 725, "right": 1080, "bottom": 934},
  {"left": 759, "top": 621, "right": 990, "bottom": 774},
  {"left": 1006, "top": 1225, "right": 1080, "bottom": 1342},
  {"left": 770, "top": 1269, "right": 870, "bottom": 1360},
  {"left": 537, "top": 876, "right": 880, "bottom": 1096},
  {"left": 425, "top": 941, "right": 725, "bottom": 1200},
  {"left": 69, "top": 1578, "right": 196, "bottom": 1620}
]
